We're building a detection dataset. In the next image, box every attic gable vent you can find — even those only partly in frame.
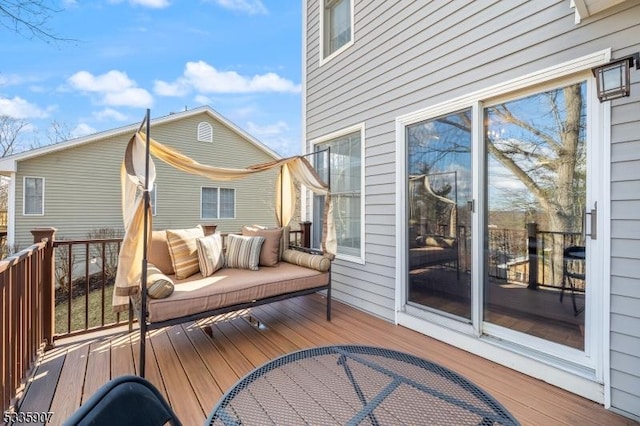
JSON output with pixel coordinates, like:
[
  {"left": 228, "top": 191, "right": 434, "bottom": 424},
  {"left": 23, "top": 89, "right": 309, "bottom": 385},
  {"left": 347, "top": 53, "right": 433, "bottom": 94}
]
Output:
[{"left": 197, "top": 122, "right": 213, "bottom": 142}]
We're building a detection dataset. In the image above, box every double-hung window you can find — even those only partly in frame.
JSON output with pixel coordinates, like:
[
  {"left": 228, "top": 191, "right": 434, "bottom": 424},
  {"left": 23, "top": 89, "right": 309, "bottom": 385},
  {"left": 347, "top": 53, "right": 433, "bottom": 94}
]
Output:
[
  {"left": 201, "top": 187, "right": 235, "bottom": 219},
  {"left": 313, "top": 125, "right": 363, "bottom": 261},
  {"left": 322, "top": 0, "right": 352, "bottom": 60},
  {"left": 24, "top": 177, "right": 44, "bottom": 215}
]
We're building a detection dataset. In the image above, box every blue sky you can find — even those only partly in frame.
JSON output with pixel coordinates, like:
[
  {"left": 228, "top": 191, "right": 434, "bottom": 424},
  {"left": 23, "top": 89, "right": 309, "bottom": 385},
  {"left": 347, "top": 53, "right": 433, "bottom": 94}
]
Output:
[{"left": 0, "top": 0, "right": 302, "bottom": 156}]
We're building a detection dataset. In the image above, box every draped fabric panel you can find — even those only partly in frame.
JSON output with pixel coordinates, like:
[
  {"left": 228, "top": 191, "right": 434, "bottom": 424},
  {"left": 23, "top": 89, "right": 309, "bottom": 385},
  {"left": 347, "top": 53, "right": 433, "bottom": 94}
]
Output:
[{"left": 113, "top": 132, "right": 336, "bottom": 311}]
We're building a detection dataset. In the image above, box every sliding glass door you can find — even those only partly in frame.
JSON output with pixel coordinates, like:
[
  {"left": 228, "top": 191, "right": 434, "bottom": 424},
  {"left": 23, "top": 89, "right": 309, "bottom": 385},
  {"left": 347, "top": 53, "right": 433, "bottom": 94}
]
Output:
[
  {"left": 483, "top": 82, "right": 588, "bottom": 351},
  {"left": 406, "top": 109, "right": 473, "bottom": 321},
  {"left": 403, "top": 79, "right": 598, "bottom": 359}
]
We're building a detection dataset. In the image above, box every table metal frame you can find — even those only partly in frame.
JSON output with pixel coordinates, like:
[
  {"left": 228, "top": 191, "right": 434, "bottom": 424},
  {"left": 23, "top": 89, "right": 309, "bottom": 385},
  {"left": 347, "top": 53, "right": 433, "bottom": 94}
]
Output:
[{"left": 207, "top": 345, "right": 519, "bottom": 425}]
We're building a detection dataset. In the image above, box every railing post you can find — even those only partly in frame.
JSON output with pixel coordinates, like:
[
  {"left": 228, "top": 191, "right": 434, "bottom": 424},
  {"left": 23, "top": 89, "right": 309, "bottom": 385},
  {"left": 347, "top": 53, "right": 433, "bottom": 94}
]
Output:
[
  {"left": 526, "top": 223, "right": 538, "bottom": 290},
  {"left": 201, "top": 224, "right": 217, "bottom": 236},
  {"left": 299, "top": 221, "right": 312, "bottom": 248},
  {"left": 31, "top": 227, "right": 57, "bottom": 350}
]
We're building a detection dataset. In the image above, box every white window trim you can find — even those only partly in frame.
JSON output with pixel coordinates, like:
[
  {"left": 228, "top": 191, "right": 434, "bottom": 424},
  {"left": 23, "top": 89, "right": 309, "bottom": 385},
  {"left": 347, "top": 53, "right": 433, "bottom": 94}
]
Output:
[
  {"left": 197, "top": 122, "right": 213, "bottom": 143},
  {"left": 200, "top": 186, "right": 236, "bottom": 220},
  {"left": 23, "top": 176, "right": 45, "bottom": 216},
  {"left": 318, "top": 0, "right": 355, "bottom": 67},
  {"left": 394, "top": 49, "right": 612, "bottom": 403},
  {"left": 311, "top": 122, "right": 365, "bottom": 264}
]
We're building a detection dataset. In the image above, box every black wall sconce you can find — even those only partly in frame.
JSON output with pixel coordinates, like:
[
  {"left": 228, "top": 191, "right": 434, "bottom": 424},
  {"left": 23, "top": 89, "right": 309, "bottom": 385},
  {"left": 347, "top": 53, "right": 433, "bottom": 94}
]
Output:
[{"left": 591, "top": 53, "right": 639, "bottom": 102}]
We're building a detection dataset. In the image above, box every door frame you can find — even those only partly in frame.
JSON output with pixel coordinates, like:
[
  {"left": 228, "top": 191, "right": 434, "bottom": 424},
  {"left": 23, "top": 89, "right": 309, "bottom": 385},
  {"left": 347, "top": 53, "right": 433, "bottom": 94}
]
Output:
[{"left": 394, "top": 49, "right": 612, "bottom": 403}]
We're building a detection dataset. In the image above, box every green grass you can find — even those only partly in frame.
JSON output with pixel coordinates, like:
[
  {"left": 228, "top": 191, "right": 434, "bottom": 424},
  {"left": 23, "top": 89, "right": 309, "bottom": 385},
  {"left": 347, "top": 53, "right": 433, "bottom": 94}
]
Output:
[{"left": 54, "top": 284, "right": 130, "bottom": 335}]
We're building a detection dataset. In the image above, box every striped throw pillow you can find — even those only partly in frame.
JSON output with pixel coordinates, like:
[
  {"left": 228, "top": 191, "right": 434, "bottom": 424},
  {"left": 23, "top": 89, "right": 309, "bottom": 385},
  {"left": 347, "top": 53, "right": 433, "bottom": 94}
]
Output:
[
  {"left": 225, "top": 234, "right": 265, "bottom": 271},
  {"left": 166, "top": 226, "right": 204, "bottom": 279},
  {"left": 146, "top": 264, "right": 174, "bottom": 299},
  {"left": 196, "top": 234, "right": 225, "bottom": 277},
  {"left": 282, "top": 249, "right": 331, "bottom": 272}
]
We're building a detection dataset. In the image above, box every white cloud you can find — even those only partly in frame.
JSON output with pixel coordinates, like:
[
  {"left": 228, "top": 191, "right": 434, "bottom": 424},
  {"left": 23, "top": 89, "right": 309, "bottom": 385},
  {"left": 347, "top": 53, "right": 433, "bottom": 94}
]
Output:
[
  {"left": 209, "top": 0, "right": 267, "bottom": 15},
  {"left": 154, "top": 61, "right": 300, "bottom": 96},
  {"left": 93, "top": 108, "right": 129, "bottom": 121},
  {"left": 104, "top": 88, "right": 153, "bottom": 107},
  {"left": 154, "top": 80, "right": 189, "bottom": 97},
  {"left": 0, "top": 97, "right": 49, "bottom": 119},
  {"left": 108, "top": 0, "right": 170, "bottom": 8},
  {"left": 231, "top": 105, "right": 258, "bottom": 119},
  {"left": 245, "top": 121, "right": 299, "bottom": 156},
  {"left": 194, "top": 95, "right": 212, "bottom": 105},
  {"left": 0, "top": 74, "right": 26, "bottom": 86},
  {"left": 67, "top": 70, "right": 153, "bottom": 108},
  {"left": 246, "top": 121, "right": 289, "bottom": 137},
  {"left": 68, "top": 70, "right": 133, "bottom": 93},
  {"left": 71, "top": 123, "right": 97, "bottom": 138}
]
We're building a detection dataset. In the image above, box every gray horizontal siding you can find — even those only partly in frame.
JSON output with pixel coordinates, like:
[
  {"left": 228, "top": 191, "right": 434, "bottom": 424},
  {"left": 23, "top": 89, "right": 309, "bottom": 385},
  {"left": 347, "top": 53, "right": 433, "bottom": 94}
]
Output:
[
  {"left": 610, "top": 81, "right": 640, "bottom": 417},
  {"left": 15, "top": 112, "right": 278, "bottom": 248},
  {"left": 305, "top": 0, "right": 640, "bottom": 417}
]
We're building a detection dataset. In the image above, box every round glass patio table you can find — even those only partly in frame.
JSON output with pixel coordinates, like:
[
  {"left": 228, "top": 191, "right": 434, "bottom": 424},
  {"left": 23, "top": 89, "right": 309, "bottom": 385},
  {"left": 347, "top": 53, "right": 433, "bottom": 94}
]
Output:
[{"left": 207, "top": 345, "right": 519, "bottom": 425}]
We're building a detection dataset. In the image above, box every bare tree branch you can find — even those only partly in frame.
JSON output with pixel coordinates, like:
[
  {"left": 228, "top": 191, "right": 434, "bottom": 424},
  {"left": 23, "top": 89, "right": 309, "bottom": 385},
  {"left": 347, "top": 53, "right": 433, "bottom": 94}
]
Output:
[
  {"left": 0, "top": 115, "right": 29, "bottom": 156},
  {"left": 0, "top": 1, "right": 75, "bottom": 43}
]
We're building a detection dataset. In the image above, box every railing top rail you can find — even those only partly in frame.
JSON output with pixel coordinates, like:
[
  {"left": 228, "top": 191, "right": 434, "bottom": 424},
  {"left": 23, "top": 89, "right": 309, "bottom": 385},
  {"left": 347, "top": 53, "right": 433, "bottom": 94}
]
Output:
[
  {"left": 537, "top": 230, "right": 582, "bottom": 237},
  {"left": 49, "top": 228, "right": 303, "bottom": 247},
  {"left": 53, "top": 238, "right": 124, "bottom": 246},
  {"left": 0, "top": 241, "right": 47, "bottom": 273}
]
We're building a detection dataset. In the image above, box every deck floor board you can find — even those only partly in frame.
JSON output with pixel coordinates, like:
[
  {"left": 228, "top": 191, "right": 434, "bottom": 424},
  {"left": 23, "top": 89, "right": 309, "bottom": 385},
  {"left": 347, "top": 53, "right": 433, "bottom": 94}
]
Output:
[{"left": 15, "top": 294, "right": 636, "bottom": 426}]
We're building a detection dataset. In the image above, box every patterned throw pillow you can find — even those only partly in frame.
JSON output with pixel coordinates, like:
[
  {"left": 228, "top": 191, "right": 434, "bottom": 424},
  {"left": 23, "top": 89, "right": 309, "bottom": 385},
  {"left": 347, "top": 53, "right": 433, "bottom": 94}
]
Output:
[
  {"left": 166, "top": 226, "right": 204, "bottom": 279},
  {"left": 146, "top": 263, "right": 174, "bottom": 299},
  {"left": 225, "top": 234, "right": 265, "bottom": 271},
  {"left": 196, "top": 233, "right": 225, "bottom": 277},
  {"left": 282, "top": 249, "right": 331, "bottom": 272},
  {"left": 242, "top": 226, "right": 283, "bottom": 266}
]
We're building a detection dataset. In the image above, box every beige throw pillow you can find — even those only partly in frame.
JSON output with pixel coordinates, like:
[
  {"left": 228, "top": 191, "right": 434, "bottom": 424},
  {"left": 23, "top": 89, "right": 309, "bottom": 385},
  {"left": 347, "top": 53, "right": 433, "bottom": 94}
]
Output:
[
  {"left": 282, "top": 249, "right": 331, "bottom": 272},
  {"left": 166, "top": 226, "right": 204, "bottom": 279},
  {"left": 148, "top": 230, "right": 175, "bottom": 275},
  {"left": 242, "top": 226, "right": 283, "bottom": 266},
  {"left": 146, "top": 263, "right": 174, "bottom": 299},
  {"left": 226, "top": 234, "right": 265, "bottom": 271},
  {"left": 196, "top": 233, "right": 225, "bottom": 277}
]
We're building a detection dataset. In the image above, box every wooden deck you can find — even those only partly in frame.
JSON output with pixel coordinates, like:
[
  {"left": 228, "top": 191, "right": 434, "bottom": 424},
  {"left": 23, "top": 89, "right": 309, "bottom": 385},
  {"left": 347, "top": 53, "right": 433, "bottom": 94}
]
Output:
[{"left": 16, "top": 294, "right": 635, "bottom": 426}]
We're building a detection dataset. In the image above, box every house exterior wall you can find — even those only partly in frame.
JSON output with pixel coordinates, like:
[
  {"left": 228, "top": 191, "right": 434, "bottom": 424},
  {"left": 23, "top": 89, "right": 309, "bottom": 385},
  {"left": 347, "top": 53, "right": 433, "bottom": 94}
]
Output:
[
  {"left": 12, "top": 111, "right": 279, "bottom": 248},
  {"left": 304, "top": 0, "right": 639, "bottom": 419}
]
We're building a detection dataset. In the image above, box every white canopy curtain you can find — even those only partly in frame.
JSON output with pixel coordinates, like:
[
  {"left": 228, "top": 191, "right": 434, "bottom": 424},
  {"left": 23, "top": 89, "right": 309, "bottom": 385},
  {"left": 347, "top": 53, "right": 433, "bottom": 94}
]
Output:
[{"left": 113, "top": 129, "right": 336, "bottom": 311}]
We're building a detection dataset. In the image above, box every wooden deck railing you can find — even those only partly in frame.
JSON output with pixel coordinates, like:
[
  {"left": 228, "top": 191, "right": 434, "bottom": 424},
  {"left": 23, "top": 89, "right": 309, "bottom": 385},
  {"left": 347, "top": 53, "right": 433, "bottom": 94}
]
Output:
[
  {"left": 1, "top": 230, "right": 53, "bottom": 412},
  {"left": 50, "top": 224, "right": 309, "bottom": 339},
  {"left": 486, "top": 223, "right": 584, "bottom": 290}
]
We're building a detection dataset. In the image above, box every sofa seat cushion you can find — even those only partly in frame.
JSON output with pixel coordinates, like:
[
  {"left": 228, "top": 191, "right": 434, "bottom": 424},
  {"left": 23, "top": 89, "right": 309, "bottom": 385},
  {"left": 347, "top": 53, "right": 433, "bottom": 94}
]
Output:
[
  {"left": 409, "top": 246, "right": 458, "bottom": 269},
  {"left": 147, "top": 262, "right": 329, "bottom": 323}
]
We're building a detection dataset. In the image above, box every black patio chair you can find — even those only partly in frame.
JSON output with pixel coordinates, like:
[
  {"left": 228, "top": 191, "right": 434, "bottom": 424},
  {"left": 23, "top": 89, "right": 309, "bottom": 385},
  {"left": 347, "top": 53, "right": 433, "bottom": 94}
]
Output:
[
  {"left": 560, "top": 245, "right": 585, "bottom": 316},
  {"left": 63, "top": 375, "right": 182, "bottom": 426}
]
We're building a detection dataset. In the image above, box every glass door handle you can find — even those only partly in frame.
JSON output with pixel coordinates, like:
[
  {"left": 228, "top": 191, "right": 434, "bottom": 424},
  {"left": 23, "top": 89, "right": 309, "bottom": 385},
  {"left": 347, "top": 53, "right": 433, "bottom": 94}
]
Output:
[
  {"left": 467, "top": 199, "right": 475, "bottom": 213},
  {"left": 584, "top": 202, "right": 597, "bottom": 240}
]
